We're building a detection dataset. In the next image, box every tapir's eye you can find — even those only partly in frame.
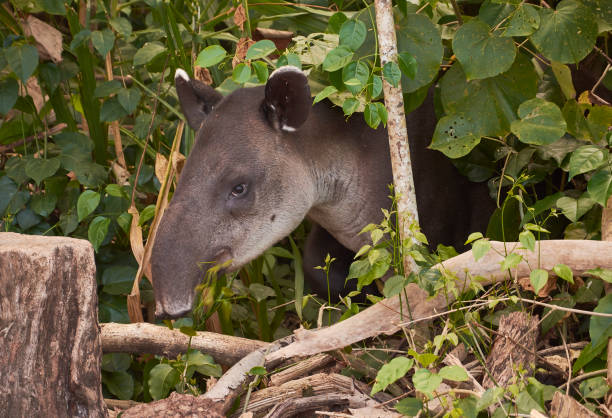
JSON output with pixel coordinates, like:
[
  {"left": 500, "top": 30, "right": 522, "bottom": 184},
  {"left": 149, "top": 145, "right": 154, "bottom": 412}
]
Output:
[{"left": 230, "top": 183, "right": 247, "bottom": 198}]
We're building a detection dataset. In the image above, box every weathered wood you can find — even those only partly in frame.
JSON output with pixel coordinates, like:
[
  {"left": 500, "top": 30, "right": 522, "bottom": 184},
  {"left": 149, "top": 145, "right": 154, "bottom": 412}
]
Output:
[
  {"left": 267, "top": 240, "right": 612, "bottom": 364},
  {"left": 550, "top": 391, "right": 598, "bottom": 418},
  {"left": 237, "top": 373, "right": 376, "bottom": 416},
  {"left": 0, "top": 232, "right": 106, "bottom": 417},
  {"left": 100, "top": 322, "right": 268, "bottom": 366},
  {"left": 482, "top": 312, "right": 538, "bottom": 389},
  {"left": 264, "top": 394, "right": 371, "bottom": 418},
  {"left": 269, "top": 353, "right": 335, "bottom": 386}
]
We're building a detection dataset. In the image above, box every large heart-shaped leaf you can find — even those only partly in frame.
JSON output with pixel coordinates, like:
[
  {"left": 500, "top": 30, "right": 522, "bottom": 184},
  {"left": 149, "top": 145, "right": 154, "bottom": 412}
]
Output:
[
  {"left": 510, "top": 98, "right": 567, "bottom": 145},
  {"left": 453, "top": 18, "right": 516, "bottom": 80},
  {"left": 530, "top": 0, "right": 597, "bottom": 64},
  {"left": 7, "top": 44, "right": 39, "bottom": 82},
  {"left": 25, "top": 157, "right": 61, "bottom": 185}
]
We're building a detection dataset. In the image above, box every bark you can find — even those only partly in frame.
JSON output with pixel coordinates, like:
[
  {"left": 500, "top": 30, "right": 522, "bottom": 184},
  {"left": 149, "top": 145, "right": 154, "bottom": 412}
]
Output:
[
  {"left": 100, "top": 322, "right": 268, "bottom": 366},
  {"left": 600, "top": 195, "right": 612, "bottom": 403},
  {"left": 266, "top": 240, "right": 612, "bottom": 364},
  {"left": 374, "top": 0, "right": 419, "bottom": 275},
  {"left": 482, "top": 312, "right": 539, "bottom": 389},
  {"left": 269, "top": 353, "right": 334, "bottom": 386},
  {"left": 0, "top": 232, "right": 106, "bottom": 417},
  {"left": 263, "top": 394, "right": 369, "bottom": 418},
  {"left": 120, "top": 392, "right": 224, "bottom": 418}
]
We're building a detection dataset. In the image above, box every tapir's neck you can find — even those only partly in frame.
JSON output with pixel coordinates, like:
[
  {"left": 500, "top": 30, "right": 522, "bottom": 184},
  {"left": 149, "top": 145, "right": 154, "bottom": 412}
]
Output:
[{"left": 297, "top": 102, "right": 393, "bottom": 252}]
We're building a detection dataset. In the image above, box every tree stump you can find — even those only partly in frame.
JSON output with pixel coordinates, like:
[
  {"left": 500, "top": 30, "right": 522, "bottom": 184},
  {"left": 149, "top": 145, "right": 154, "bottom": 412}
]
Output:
[
  {"left": 0, "top": 232, "right": 107, "bottom": 417},
  {"left": 482, "top": 311, "right": 539, "bottom": 389}
]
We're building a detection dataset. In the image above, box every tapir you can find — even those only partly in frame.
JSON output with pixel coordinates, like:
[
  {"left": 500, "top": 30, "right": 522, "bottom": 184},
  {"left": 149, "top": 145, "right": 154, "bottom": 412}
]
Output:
[{"left": 151, "top": 66, "right": 494, "bottom": 319}]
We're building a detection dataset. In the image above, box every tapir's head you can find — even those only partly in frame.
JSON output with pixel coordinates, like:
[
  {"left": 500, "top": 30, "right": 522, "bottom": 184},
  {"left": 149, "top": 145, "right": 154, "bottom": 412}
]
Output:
[{"left": 151, "top": 67, "right": 314, "bottom": 318}]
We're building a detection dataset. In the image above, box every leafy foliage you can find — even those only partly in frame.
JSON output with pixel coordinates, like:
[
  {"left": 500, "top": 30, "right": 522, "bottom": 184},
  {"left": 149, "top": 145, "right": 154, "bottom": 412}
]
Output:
[{"left": 0, "top": 0, "right": 610, "bottom": 413}]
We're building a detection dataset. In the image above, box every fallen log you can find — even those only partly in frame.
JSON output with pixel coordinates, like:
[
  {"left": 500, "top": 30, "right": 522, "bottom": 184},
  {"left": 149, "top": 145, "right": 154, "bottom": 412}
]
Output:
[
  {"left": 266, "top": 240, "right": 612, "bottom": 364},
  {"left": 0, "top": 232, "right": 107, "bottom": 417},
  {"left": 100, "top": 322, "right": 268, "bottom": 366}
]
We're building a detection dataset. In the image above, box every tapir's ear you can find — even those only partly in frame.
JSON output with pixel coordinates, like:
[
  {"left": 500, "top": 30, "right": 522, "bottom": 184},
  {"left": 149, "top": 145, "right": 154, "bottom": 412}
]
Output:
[
  {"left": 175, "top": 69, "right": 223, "bottom": 130},
  {"left": 262, "top": 66, "right": 311, "bottom": 132}
]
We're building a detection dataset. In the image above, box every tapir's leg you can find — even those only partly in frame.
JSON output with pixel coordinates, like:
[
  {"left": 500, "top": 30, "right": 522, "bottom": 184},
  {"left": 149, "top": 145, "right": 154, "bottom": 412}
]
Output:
[{"left": 303, "top": 224, "right": 377, "bottom": 301}]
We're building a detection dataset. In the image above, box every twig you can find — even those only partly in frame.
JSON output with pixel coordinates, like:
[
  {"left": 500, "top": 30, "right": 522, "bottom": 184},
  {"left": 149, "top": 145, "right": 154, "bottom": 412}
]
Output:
[{"left": 0, "top": 123, "right": 67, "bottom": 154}]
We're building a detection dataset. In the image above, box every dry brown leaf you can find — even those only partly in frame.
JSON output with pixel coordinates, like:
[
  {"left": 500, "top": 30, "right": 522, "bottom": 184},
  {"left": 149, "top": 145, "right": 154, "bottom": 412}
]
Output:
[
  {"left": 172, "top": 151, "right": 186, "bottom": 179},
  {"left": 233, "top": 4, "right": 246, "bottom": 32},
  {"left": 24, "top": 77, "right": 45, "bottom": 113},
  {"left": 128, "top": 204, "right": 145, "bottom": 267},
  {"left": 24, "top": 15, "right": 63, "bottom": 63},
  {"left": 155, "top": 153, "right": 169, "bottom": 184},
  {"left": 194, "top": 66, "right": 213, "bottom": 85},
  {"left": 233, "top": 37, "right": 255, "bottom": 69}
]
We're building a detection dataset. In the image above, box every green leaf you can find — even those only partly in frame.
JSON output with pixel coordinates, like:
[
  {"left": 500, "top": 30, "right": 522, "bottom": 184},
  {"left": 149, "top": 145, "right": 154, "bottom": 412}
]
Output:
[
  {"left": 382, "top": 62, "right": 401, "bottom": 88},
  {"left": 530, "top": 269, "right": 548, "bottom": 295},
  {"left": 364, "top": 103, "right": 381, "bottom": 129},
  {"left": 376, "top": 103, "right": 388, "bottom": 126},
  {"left": 438, "top": 365, "right": 468, "bottom": 382},
  {"left": 465, "top": 232, "right": 484, "bottom": 244},
  {"left": 69, "top": 29, "right": 91, "bottom": 50},
  {"left": 587, "top": 169, "right": 612, "bottom": 207},
  {"left": 0, "top": 176, "right": 18, "bottom": 215},
  {"left": 7, "top": 44, "right": 39, "bottom": 83},
  {"left": 246, "top": 40, "right": 276, "bottom": 60},
  {"left": 77, "top": 190, "right": 101, "bottom": 222},
  {"left": 39, "top": 0, "right": 67, "bottom": 15},
  {"left": 313, "top": 86, "right": 338, "bottom": 104},
  {"left": 550, "top": 61, "right": 575, "bottom": 100},
  {"left": 91, "top": 29, "right": 115, "bottom": 57},
  {"left": 342, "top": 61, "right": 369, "bottom": 95},
  {"left": 412, "top": 368, "right": 443, "bottom": 397},
  {"left": 568, "top": 145, "right": 606, "bottom": 179},
  {"left": 94, "top": 80, "right": 122, "bottom": 98},
  {"left": 453, "top": 19, "right": 516, "bottom": 80},
  {"left": 501, "top": 252, "right": 522, "bottom": 270},
  {"left": 396, "top": 14, "right": 443, "bottom": 92},
  {"left": 510, "top": 98, "right": 566, "bottom": 145},
  {"left": 102, "top": 265, "right": 137, "bottom": 295},
  {"left": 322, "top": 46, "right": 354, "bottom": 72},
  {"left": 580, "top": 377, "right": 608, "bottom": 399},
  {"left": 382, "top": 275, "right": 407, "bottom": 298},
  {"left": 588, "top": 268, "right": 612, "bottom": 284},
  {"left": 102, "top": 371, "right": 134, "bottom": 400},
  {"left": 556, "top": 195, "right": 595, "bottom": 222},
  {"left": 328, "top": 12, "right": 348, "bottom": 33},
  {"left": 477, "top": 387, "right": 504, "bottom": 411},
  {"left": 252, "top": 61, "right": 269, "bottom": 83},
  {"left": 0, "top": 78, "right": 18, "bottom": 114},
  {"left": 25, "top": 157, "right": 61, "bottom": 185},
  {"left": 472, "top": 239, "right": 491, "bottom": 261},
  {"left": 102, "top": 353, "right": 132, "bottom": 372},
  {"left": 232, "top": 63, "right": 251, "bottom": 84},
  {"left": 134, "top": 42, "right": 167, "bottom": 66},
  {"left": 17, "top": 208, "right": 41, "bottom": 230},
  {"left": 110, "top": 17, "right": 132, "bottom": 39},
  {"left": 101, "top": 96, "right": 128, "bottom": 122},
  {"left": 249, "top": 366, "right": 267, "bottom": 376},
  {"left": 339, "top": 20, "right": 367, "bottom": 51},
  {"left": 590, "top": 294, "right": 612, "bottom": 347},
  {"left": 503, "top": 4, "right": 540, "bottom": 37},
  {"left": 30, "top": 193, "right": 57, "bottom": 217},
  {"left": 530, "top": 0, "right": 597, "bottom": 64},
  {"left": 118, "top": 88, "right": 142, "bottom": 114},
  {"left": 519, "top": 230, "right": 536, "bottom": 252},
  {"left": 371, "top": 357, "right": 414, "bottom": 395},
  {"left": 440, "top": 53, "right": 538, "bottom": 138},
  {"left": 398, "top": 53, "right": 416, "bottom": 80},
  {"left": 553, "top": 264, "right": 573, "bottom": 284},
  {"left": 88, "top": 216, "right": 111, "bottom": 252},
  {"left": 249, "top": 283, "right": 276, "bottom": 302},
  {"left": 148, "top": 363, "right": 180, "bottom": 400},
  {"left": 369, "top": 75, "right": 383, "bottom": 99},
  {"left": 431, "top": 113, "right": 481, "bottom": 158},
  {"left": 395, "top": 397, "right": 423, "bottom": 416},
  {"left": 342, "top": 97, "right": 359, "bottom": 116}
]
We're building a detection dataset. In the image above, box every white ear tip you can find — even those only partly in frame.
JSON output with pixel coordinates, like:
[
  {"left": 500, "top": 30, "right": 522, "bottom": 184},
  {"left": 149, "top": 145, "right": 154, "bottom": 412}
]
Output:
[
  {"left": 281, "top": 124, "right": 297, "bottom": 132},
  {"left": 269, "top": 65, "right": 304, "bottom": 81},
  {"left": 175, "top": 68, "right": 190, "bottom": 81}
]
